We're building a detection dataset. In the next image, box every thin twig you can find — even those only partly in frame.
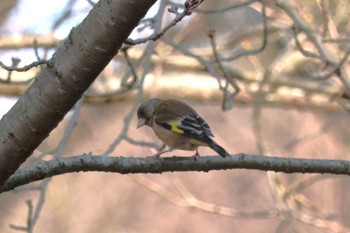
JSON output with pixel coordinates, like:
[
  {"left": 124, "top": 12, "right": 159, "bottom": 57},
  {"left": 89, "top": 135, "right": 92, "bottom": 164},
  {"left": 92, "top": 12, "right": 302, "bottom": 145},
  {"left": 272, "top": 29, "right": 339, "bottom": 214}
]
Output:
[
  {"left": 9, "top": 200, "right": 33, "bottom": 232},
  {"left": 125, "top": 0, "right": 204, "bottom": 45},
  {"left": 0, "top": 59, "right": 48, "bottom": 72},
  {"left": 33, "top": 39, "right": 41, "bottom": 61},
  {"left": 161, "top": 37, "right": 227, "bottom": 94},
  {"left": 312, "top": 49, "right": 350, "bottom": 80},
  {"left": 222, "top": 0, "right": 268, "bottom": 61},
  {"left": 208, "top": 29, "right": 240, "bottom": 109},
  {"left": 29, "top": 179, "right": 49, "bottom": 232},
  {"left": 5, "top": 57, "right": 21, "bottom": 83},
  {"left": 275, "top": 0, "right": 350, "bottom": 93},
  {"left": 176, "top": 0, "right": 258, "bottom": 14},
  {"left": 292, "top": 26, "right": 320, "bottom": 59},
  {"left": 120, "top": 46, "right": 139, "bottom": 89}
]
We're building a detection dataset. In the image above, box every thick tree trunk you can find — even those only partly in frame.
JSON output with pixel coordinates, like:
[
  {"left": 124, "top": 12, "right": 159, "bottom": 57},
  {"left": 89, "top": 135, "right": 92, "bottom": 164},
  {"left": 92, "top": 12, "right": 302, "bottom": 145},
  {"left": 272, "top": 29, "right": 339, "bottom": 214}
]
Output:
[{"left": 0, "top": 0, "right": 157, "bottom": 185}]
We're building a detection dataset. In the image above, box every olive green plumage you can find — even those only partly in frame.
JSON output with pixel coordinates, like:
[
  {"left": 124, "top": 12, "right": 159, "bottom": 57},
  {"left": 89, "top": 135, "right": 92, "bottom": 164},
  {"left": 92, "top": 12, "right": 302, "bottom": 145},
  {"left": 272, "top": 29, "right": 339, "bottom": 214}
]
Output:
[{"left": 137, "top": 98, "right": 229, "bottom": 158}]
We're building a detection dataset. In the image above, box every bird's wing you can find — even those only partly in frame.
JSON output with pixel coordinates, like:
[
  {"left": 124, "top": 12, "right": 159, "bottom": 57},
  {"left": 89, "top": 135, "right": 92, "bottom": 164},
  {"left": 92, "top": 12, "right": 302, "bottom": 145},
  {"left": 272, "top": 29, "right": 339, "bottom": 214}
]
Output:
[
  {"left": 179, "top": 114, "right": 214, "bottom": 138},
  {"left": 154, "top": 100, "right": 214, "bottom": 140}
]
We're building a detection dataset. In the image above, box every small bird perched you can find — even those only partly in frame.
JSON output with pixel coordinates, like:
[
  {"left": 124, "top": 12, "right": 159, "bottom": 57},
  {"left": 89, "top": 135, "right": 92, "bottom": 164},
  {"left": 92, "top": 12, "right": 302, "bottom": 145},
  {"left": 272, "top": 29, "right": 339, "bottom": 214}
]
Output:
[{"left": 137, "top": 98, "right": 230, "bottom": 158}]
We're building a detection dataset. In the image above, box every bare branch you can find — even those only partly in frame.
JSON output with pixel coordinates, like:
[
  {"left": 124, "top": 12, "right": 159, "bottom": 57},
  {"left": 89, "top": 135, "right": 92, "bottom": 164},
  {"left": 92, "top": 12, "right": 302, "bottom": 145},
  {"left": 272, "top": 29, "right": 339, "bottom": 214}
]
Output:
[
  {"left": 292, "top": 26, "right": 320, "bottom": 59},
  {"left": 275, "top": 0, "right": 350, "bottom": 93},
  {"left": 1, "top": 153, "right": 350, "bottom": 193},
  {"left": 125, "top": 0, "right": 204, "bottom": 45},
  {"left": 312, "top": 49, "right": 350, "bottom": 80},
  {"left": 0, "top": 0, "right": 157, "bottom": 186},
  {"left": 9, "top": 200, "right": 33, "bottom": 232},
  {"left": 0, "top": 59, "right": 48, "bottom": 72},
  {"left": 208, "top": 29, "right": 240, "bottom": 110},
  {"left": 120, "top": 46, "right": 139, "bottom": 89},
  {"left": 221, "top": 0, "right": 268, "bottom": 61},
  {"left": 186, "top": 0, "right": 257, "bottom": 14}
]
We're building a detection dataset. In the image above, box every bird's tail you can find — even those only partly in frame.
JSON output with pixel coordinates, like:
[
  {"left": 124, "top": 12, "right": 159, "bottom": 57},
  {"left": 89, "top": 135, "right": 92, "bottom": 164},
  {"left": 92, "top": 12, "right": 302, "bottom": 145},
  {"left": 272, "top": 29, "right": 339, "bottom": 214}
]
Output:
[{"left": 208, "top": 140, "right": 229, "bottom": 158}]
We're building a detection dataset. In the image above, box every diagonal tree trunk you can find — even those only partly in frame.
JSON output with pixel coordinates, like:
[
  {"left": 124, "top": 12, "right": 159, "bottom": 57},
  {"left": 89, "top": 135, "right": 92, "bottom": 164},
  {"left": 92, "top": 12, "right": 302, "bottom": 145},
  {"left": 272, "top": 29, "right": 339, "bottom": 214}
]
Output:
[{"left": 0, "top": 0, "right": 157, "bottom": 185}]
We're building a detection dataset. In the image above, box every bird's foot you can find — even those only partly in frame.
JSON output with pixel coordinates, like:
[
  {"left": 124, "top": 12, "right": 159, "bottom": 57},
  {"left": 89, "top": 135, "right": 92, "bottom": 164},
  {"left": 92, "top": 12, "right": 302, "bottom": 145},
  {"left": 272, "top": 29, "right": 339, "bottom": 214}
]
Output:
[
  {"left": 193, "top": 150, "right": 200, "bottom": 161},
  {"left": 153, "top": 153, "right": 164, "bottom": 160}
]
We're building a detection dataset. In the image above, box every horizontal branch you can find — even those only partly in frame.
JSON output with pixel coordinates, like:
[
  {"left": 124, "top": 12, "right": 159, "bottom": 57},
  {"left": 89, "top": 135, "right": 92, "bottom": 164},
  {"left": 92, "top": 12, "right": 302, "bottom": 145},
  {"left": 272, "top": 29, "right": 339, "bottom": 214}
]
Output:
[
  {"left": 1, "top": 153, "right": 349, "bottom": 193},
  {"left": 0, "top": 59, "right": 48, "bottom": 72}
]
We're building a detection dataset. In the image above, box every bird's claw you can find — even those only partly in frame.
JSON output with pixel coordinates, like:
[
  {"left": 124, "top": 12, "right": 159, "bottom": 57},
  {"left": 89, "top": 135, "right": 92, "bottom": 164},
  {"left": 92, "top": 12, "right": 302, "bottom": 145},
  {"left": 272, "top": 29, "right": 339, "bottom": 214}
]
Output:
[
  {"left": 153, "top": 153, "right": 164, "bottom": 160},
  {"left": 193, "top": 150, "right": 200, "bottom": 161}
]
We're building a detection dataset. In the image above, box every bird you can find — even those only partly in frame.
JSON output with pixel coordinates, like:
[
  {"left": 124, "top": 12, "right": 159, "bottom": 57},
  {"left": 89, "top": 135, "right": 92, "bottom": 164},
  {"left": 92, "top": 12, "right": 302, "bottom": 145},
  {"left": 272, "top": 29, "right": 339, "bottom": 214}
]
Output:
[{"left": 136, "top": 98, "right": 230, "bottom": 159}]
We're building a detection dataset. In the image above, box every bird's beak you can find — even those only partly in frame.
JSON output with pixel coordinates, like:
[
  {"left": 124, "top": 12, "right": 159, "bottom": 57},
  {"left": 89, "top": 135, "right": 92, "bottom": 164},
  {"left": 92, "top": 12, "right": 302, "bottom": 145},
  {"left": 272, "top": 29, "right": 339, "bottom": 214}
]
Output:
[{"left": 137, "top": 118, "right": 146, "bottom": 129}]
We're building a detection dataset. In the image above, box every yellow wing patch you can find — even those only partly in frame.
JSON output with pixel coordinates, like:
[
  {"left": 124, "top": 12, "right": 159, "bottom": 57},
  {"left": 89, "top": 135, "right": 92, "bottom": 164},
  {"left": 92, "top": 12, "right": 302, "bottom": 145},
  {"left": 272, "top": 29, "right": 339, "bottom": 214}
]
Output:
[
  {"left": 167, "top": 120, "right": 184, "bottom": 134},
  {"left": 166, "top": 121, "right": 208, "bottom": 146}
]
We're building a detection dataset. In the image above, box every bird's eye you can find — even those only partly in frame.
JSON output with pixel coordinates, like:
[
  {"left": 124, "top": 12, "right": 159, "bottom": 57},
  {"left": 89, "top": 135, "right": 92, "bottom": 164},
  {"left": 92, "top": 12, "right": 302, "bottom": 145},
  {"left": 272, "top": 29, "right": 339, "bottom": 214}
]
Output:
[{"left": 137, "top": 109, "right": 145, "bottom": 119}]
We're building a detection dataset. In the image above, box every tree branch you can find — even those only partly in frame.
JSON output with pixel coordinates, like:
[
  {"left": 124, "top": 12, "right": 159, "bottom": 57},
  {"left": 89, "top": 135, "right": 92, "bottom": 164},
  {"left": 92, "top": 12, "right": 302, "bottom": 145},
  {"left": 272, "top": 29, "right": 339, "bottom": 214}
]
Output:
[
  {"left": 125, "top": 0, "right": 204, "bottom": 45},
  {"left": 1, "top": 153, "right": 349, "bottom": 193},
  {"left": 0, "top": 59, "right": 48, "bottom": 72},
  {"left": 0, "top": 0, "right": 157, "bottom": 185}
]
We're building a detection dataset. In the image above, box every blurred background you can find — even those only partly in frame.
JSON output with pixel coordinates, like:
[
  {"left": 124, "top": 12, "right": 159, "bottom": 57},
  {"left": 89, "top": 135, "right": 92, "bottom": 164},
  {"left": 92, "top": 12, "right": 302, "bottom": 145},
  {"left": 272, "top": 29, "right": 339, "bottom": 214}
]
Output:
[{"left": 0, "top": 0, "right": 349, "bottom": 232}]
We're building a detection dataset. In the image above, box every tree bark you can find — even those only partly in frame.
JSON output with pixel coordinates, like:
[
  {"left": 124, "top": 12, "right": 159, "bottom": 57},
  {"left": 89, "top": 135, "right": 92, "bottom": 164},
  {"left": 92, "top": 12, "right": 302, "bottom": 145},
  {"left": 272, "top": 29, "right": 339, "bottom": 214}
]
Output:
[
  {"left": 1, "top": 153, "right": 350, "bottom": 193},
  {"left": 0, "top": 0, "right": 157, "bottom": 185}
]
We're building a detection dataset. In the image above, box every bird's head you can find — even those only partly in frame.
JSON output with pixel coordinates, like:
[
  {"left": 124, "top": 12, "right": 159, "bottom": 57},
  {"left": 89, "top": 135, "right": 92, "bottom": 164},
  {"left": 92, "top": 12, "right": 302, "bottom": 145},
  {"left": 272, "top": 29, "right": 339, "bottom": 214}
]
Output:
[{"left": 137, "top": 98, "right": 163, "bottom": 128}]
